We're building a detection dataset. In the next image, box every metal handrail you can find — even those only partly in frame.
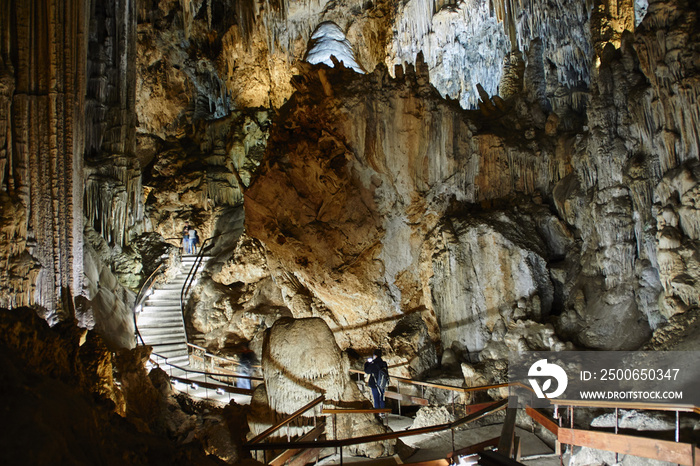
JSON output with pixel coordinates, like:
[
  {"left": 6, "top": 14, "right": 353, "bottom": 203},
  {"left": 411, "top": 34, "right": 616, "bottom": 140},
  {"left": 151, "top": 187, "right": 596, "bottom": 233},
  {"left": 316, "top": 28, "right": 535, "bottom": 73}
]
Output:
[
  {"left": 350, "top": 368, "right": 511, "bottom": 393},
  {"left": 247, "top": 395, "right": 326, "bottom": 445},
  {"left": 179, "top": 230, "right": 240, "bottom": 345},
  {"left": 550, "top": 398, "right": 700, "bottom": 414},
  {"left": 178, "top": 240, "right": 211, "bottom": 343},
  {"left": 148, "top": 351, "right": 257, "bottom": 397},
  {"left": 133, "top": 263, "right": 166, "bottom": 346},
  {"left": 244, "top": 398, "right": 509, "bottom": 451},
  {"left": 188, "top": 342, "right": 263, "bottom": 369}
]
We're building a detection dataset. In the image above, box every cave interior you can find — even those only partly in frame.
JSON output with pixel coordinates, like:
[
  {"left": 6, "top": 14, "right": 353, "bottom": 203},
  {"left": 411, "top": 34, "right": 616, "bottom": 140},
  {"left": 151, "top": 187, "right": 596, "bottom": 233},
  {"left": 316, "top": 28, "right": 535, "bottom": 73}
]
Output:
[{"left": 1, "top": 0, "right": 700, "bottom": 464}]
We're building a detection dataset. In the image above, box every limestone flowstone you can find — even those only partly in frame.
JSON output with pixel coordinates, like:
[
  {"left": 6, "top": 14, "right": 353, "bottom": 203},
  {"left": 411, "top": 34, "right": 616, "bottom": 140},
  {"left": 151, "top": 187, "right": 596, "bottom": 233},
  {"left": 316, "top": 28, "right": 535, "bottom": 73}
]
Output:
[
  {"left": 245, "top": 59, "right": 576, "bottom": 358},
  {"left": 254, "top": 316, "right": 392, "bottom": 457}
]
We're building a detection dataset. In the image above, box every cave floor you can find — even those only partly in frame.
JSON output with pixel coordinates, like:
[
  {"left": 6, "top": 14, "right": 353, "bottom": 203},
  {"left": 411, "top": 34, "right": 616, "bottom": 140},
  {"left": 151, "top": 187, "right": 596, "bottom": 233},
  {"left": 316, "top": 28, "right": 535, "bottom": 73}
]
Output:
[{"left": 316, "top": 414, "right": 556, "bottom": 465}]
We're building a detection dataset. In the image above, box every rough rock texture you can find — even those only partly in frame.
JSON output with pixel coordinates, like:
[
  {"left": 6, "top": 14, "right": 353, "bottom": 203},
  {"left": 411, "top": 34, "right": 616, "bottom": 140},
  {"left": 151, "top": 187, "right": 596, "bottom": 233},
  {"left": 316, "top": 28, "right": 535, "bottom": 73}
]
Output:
[
  {"left": 184, "top": 209, "right": 293, "bottom": 353},
  {"left": 245, "top": 59, "right": 576, "bottom": 357},
  {"left": 590, "top": 409, "right": 695, "bottom": 431},
  {"left": 425, "top": 209, "right": 558, "bottom": 356},
  {"left": 410, "top": 406, "right": 454, "bottom": 429},
  {"left": 567, "top": 447, "right": 676, "bottom": 466},
  {"left": 654, "top": 162, "right": 700, "bottom": 317},
  {"left": 2, "top": 3, "right": 700, "bottom": 461},
  {"left": 84, "top": 0, "right": 142, "bottom": 249},
  {"left": 78, "top": 226, "right": 137, "bottom": 350},
  {"left": 0, "top": 0, "right": 150, "bottom": 345},
  {"left": 242, "top": 0, "right": 700, "bottom": 361},
  {"left": 0, "top": 0, "right": 91, "bottom": 316},
  {"left": 0, "top": 307, "right": 231, "bottom": 465},
  {"left": 388, "top": 312, "right": 438, "bottom": 378},
  {"left": 142, "top": 111, "right": 270, "bottom": 242}
]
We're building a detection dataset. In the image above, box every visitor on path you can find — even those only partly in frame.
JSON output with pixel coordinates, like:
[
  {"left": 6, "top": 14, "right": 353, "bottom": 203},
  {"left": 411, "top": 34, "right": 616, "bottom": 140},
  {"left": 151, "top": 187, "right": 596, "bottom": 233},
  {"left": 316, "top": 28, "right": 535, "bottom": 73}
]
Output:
[
  {"left": 188, "top": 227, "right": 198, "bottom": 254},
  {"left": 182, "top": 224, "right": 191, "bottom": 254},
  {"left": 364, "top": 349, "right": 389, "bottom": 409},
  {"left": 237, "top": 349, "right": 256, "bottom": 390}
]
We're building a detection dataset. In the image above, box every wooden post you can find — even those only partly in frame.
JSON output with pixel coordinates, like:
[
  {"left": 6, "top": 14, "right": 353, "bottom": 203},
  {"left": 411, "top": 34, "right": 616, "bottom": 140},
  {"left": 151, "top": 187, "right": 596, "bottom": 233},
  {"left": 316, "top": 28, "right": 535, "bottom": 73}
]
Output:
[
  {"left": 497, "top": 399, "right": 518, "bottom": 458},
  {"left": 514, "top": 436, "right": 522, "bottom": 461}
]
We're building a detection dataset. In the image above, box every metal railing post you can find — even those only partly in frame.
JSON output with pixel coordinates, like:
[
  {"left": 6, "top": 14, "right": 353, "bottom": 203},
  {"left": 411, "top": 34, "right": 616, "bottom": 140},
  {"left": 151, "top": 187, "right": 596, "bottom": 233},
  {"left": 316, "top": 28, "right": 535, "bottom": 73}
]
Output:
[
  {"left": 615, "top": 407, "right": 619, "bottom": 463},
  {"left": 397, "top": 380, "right": 401, "bottom": 416}
]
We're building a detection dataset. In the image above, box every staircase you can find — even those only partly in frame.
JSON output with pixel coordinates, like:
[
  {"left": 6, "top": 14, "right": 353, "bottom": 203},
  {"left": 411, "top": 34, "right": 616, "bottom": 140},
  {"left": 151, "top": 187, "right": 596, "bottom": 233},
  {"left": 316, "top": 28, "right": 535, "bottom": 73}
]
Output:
[
  {"left": 136, "top": 255, "right": 251, "bottom": 404},
  {"left": 137, "top": 255, "right": 206, "bottom": 365}
]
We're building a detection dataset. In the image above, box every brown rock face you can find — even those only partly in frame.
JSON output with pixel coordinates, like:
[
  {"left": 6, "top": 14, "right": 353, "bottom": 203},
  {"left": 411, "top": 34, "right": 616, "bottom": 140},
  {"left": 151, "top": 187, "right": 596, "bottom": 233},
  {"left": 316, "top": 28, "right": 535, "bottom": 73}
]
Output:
[
  {"left": 0, "top": 307, "right": 236, "bottom": 465},
  {"left": 244, "top": 60, "right": 573, "bottom": 354},
  {"left": 241, "top": 0, "right": 700, "bottom": 354}
]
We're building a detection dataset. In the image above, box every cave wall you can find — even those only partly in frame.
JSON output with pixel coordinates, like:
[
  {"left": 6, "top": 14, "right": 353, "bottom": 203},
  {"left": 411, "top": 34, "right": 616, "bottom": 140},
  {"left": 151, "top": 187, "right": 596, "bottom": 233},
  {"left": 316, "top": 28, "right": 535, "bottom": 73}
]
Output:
[
  {"left": 0, "top": 0, "right": 88, "bottom": 319},
  {"left": 241, "top": 0, "right": 700, "bottom": 359},
  {"left": 0, "top": 0, "right": 697, "bottom": 370},
  {"left": 84, "top": 0, "right": 142, "bottom": 248},
  {"left": 0, "top": 0, "right": 144, "bottom": 348}
]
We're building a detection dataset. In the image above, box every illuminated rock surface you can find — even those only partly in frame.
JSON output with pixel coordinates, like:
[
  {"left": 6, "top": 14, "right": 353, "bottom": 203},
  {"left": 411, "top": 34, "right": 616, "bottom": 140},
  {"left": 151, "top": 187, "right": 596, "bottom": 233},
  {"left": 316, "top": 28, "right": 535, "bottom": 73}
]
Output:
[{"left": 1, "top": 0, "right": 700, "bottom": 462}]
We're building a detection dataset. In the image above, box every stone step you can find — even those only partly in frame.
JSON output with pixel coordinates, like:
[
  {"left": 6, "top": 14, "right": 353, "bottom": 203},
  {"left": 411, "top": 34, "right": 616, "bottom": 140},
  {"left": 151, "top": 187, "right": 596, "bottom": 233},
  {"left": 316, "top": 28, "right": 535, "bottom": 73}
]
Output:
[
  {"left": 162, "top": 279, "right": 186, "bottom": 286},
  {"left": 138, "top": 313, "right": 183, "bottom": 322},
  {"left": 142, "top": 302, "right": 181, "bottom": 308},
  {"left": 142, "top": 335, "right": 187, "bottom": 346},
  {"left": 154, "top": 353, "right": 190, "bottom": 365},
  {"left": 138, "top": 311, "right": 183, "bottom": 319},
  {"left": 144, "top": 290, "right": 180, "bottom": 300},
  {"left": 167, "top": 356, "right": 191, "bottom": 366},
  {"left": 139, "top": 327, "right": 186, "bottom": 337},
  {"left": 150, "top": 286, "right": 182, "bottom": 293},
  {"left": 144, "top": 298, "right": 182, "bottom": 304},
  {"left": 151, "top": 343, "right": 188, "bottom": 357},
  {"left": 138, "top": 317, "right": 184, "bottom": 328},
  {"left": 141, "top": 309, "right": 181, "bottom": 316},
  {"left": 150, "top": 353, "right": 190, "bottom": 368},
  {"left": 158, "top": 283, "right": 189, "bottom": 291},
  {"left": 139, "top": 307, "right": 183, "bottom": 315}
]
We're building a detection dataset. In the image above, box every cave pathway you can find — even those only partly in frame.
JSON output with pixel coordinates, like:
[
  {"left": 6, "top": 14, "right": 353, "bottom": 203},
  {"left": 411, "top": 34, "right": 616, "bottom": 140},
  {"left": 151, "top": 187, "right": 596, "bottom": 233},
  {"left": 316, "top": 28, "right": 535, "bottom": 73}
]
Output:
[{"left": 136, "top": 255, "right": 252, "bottom": 403}]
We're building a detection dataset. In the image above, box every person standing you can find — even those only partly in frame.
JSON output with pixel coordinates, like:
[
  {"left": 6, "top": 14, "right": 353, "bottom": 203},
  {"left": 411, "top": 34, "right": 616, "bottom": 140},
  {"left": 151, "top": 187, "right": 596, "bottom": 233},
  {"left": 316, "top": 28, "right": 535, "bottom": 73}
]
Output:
[
  {"left": 364, "top": 349, "right": 389, "bottom": 409},
  {"left": 182, "top": 224, "right": 191, "bottom": 254},
  {"left": 189, "top": 227, "right": 198, "bottom": 254},
  {"left": 237, "top": 349, "right": 256, "bottom": 390}
]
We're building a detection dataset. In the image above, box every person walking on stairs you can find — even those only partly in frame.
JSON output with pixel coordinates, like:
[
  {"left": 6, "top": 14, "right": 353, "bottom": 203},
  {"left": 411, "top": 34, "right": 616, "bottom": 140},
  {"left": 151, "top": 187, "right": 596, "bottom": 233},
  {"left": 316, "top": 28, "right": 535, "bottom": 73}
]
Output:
[
  {"left": 182, "top": 224, "right": 191, "bottom": 254},
  {"left": 364, "top": 349, "right": 389, "bottom": 409},
  {"left": 189, "top": 227, "right": 198, "bottom": 254}
]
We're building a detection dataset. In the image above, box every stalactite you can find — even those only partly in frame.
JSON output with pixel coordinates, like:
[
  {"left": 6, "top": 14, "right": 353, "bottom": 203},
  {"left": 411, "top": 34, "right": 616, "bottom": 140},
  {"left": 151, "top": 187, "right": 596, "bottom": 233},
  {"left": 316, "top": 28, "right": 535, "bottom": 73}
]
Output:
[
  {"left": 388, "top": 0, "right": 508, "bottom": 109},
  {"left": 179, "top": 0, "right": 195, "bottom": 41},
  {"left": 633, "top": 0, "right": 700, "bottom": 175},
  {"left": 388, "top": 0, "right": 592, "bottom": 110},
  {"left": 1, "top": 0, "right": 140, "bottom": 320},
  {"left": 84, "top": 0, "right": 140, "bottom": 249}
]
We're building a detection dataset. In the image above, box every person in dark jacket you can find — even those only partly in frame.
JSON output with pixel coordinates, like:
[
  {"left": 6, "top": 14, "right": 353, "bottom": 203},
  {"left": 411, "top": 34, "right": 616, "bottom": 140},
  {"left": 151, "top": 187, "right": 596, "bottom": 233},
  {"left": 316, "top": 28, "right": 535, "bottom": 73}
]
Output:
[
  {"left": 364, "top": 349, "right": 388, "bottom": 409},
  {"left": 237, "top": 349, "right": 256, "bottom": 390}
]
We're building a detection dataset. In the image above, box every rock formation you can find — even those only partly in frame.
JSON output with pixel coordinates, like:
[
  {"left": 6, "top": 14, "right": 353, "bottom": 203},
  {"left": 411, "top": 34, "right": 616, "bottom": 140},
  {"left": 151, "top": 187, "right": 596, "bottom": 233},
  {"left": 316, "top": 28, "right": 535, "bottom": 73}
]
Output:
[
  {"left": 0, "top": 307, "right": 234, "bottom": 465},
  {"left": 0, "top": 0, "right": 700, "bottom": 461},
  {"left": 250, "top": 316, "right": 391, "bottom": 457}
]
